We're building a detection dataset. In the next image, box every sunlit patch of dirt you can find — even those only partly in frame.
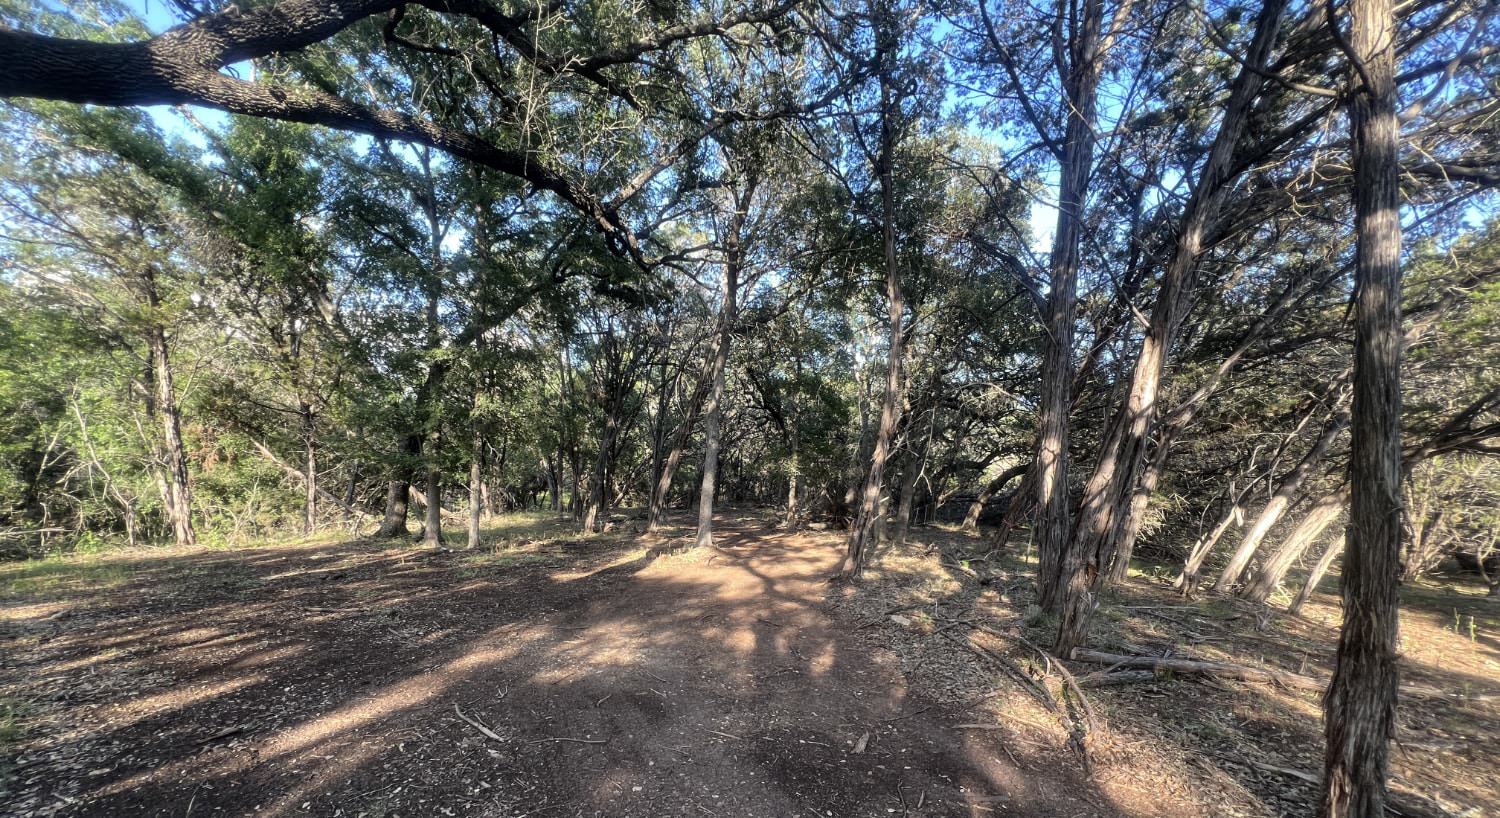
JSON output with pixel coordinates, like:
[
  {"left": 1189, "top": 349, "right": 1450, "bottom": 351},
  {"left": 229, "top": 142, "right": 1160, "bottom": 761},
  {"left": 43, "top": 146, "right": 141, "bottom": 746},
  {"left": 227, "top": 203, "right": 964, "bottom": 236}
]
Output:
[{"left": 3, "top": 512, "right": 1492, "bottom": 818}]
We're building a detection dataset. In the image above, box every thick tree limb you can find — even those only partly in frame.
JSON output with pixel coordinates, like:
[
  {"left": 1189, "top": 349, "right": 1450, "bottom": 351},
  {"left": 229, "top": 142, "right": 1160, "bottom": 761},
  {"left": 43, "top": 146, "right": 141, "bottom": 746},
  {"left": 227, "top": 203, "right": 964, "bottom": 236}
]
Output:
[{"left": 0, "top": 0, "right": 796, "bottom": 265}]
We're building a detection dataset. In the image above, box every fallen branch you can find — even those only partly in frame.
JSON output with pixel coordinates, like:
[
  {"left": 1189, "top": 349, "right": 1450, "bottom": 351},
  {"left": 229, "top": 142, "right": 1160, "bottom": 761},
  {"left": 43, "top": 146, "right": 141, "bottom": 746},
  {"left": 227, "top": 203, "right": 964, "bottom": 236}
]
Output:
[
  {"left": 1069, "top": 649, "right": 1323, "bottom": 690},
  {"left": 453, "top": 704, "right": 503, "bottom": 741},
  {"left": 1076, "top": 670, "right": 1160, "bottom": 688}
]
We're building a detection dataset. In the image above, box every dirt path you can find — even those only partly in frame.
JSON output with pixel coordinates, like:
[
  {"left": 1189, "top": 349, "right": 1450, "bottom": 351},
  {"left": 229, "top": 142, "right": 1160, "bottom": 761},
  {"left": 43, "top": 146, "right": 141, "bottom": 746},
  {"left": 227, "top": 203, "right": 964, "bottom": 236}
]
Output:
[{"left": 2, "top": 517, "right": 1123, "bottom": 818}]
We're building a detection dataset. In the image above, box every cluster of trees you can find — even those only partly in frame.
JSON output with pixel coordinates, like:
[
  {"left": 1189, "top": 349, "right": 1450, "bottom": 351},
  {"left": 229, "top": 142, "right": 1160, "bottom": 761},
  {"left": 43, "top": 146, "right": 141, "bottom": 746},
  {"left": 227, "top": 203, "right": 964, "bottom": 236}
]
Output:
[{"left": 1, "top": 0, "right": 1496, "bottom": 813}]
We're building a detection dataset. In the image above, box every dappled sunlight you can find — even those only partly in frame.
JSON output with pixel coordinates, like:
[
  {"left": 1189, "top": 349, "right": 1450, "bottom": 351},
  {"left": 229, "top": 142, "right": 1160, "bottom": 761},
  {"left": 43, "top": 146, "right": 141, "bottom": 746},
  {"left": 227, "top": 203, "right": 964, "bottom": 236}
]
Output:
[{"left": 5, "top": 513, "right": 1493, "bottom": 817}]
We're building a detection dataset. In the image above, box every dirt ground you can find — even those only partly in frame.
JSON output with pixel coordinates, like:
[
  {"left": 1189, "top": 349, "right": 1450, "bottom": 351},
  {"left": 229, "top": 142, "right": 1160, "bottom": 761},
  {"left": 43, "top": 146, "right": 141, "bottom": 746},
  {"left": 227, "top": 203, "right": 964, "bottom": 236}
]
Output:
[{"left": 2, "top": 512, "right": 1496, "bottom": 818}]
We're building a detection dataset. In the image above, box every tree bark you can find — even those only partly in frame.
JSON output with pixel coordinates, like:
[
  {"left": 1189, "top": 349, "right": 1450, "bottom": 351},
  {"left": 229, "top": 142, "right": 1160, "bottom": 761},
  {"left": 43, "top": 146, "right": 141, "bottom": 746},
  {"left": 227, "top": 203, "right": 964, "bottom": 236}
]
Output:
[
  {"left": 143, "top": 269, "right": 195, "bottom": 547},
  {"left": 1290, "top": 536, "right": 1343, "bottom": 616},
  {"left": 963, "top": 463, "right": 1028, "bottom": 530},
  {"left": 1216, "top": 409, "right": 1349, "bottom": 590},
  {"left": 1321, "top": 0, "right": 1404, "bottom": 809},
  {"left": 419, "top": 153, "right": 445, "bottom": 549},
  {"left": 1053, "top": 0, "right": 1289, "bottom": 653},
  {"left": 468, "top": 425, "right": 484, "bottom": 549},
  {"left": 301, "top": 399, "right": 316, "bottom": 535},
  {"left": 840, "top": 32, "right": 904, "bottom": 579},
  {"left": 646, "top": 337, "right": 720, "bottom": 532},
  {"left": 377, "top": 434, "right": 420, "bottom": 537},
  {"left": 694, "top": 192, "right": 746, "bottom": 549},
  {"left": 1240, "top": 488, "right": 1346, "bottom": 604},
  {"left": 1034, "top": 0, "right": 1105, "bottom": 613}
]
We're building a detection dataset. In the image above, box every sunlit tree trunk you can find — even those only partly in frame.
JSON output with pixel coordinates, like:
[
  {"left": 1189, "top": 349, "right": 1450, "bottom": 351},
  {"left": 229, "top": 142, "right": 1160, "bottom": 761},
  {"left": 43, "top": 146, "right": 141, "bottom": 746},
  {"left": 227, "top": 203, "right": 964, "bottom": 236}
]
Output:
[
  {"left": 300, "top": 399, "right": 316, "bottom": 535},
  {"left": 1216, "top": 409, "right": 1349, "bottom": 590},
  {"left": 418, "top": 153, "right": 445, "bottom": 549},
  {"left": 468, "top": 426, "right": 483, "bottom": 548},
  {"left": 1290, "top": 537, "right": 1343, "bottom": 616},
  {"left": 1240, "top": 488, "right": 1346, "bottom": 604},
  {"left": 1321, "top": 0, "right": 1404, "bottom": 809},
  {"left": 143, "top": 267, "right": 195, "bottom": 547}
]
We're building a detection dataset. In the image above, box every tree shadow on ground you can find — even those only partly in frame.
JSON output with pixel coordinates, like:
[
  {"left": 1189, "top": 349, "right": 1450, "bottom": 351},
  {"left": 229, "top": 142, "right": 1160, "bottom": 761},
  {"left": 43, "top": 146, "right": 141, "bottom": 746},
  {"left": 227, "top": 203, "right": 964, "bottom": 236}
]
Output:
[
  {"left": 886, "top": 525, "right": 1499, "bottom": 818},
  {"left": 3, "top": 513, "right": 1140, "bottom": 818}
]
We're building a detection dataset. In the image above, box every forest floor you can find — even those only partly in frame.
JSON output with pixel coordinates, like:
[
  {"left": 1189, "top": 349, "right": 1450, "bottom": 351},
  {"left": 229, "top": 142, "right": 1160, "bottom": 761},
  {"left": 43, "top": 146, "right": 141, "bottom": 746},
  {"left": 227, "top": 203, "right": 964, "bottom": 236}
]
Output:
[{"left": 1, "top": 511, "right": 1496, "bottom": 818}]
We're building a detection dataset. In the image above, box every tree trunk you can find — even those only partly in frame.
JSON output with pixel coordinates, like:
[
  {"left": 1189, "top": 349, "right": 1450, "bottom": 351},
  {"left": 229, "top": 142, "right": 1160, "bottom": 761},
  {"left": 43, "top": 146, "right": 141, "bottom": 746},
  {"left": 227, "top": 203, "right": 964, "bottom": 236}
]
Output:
[
  {"left": 1290, "top": 537, "right": 1342, "bottom": 616},
  {"left": 646, "top": 339, "right": 717, "bottom": 532},
  {"left": 785, "top": 381, "right": 802, "bottom": 526},
  {"left": 1034, "top": 0, "right": 1104, "bottom": 612},
  {"left": 583, "top": 415, "right": 613, "bottom": 533},
  {"left": 891, "top": 401, "right": 937, "bottom": 548},
  {"left": 1240, "top": 488, "right": 1346, "bottom": 604},
  {"left": 692, "top": 339, "right": 729, "bottom": 547},
  {"left": 1321, "top": 0, "right": 1404, "bottom": 809},
  {"left": 1112, "top": 276, "right": 1327, "bottom": 580},
  {"left": 468, "top": 424, "right": 483, "bottom": 549},
  {"left": 1216, "top": 409, "right": 1349, "bottom": 590},
  {"left": 694, "top": 215, "right": 743, "bottom": 549},
  {"left": 377, "top": 434, "right": 420, "bottom": 537},
  {"left": 963, "top": 463, "right": 1028, "bottom": 530},
  {"left": 992, "top": 463, "right": 1037, "bottom": 546},
  {"left": 144, "top": 282, "right": 195, "bottom": 547},
  {"left": 1174, "top": 404, "right": 1328, "bottom": 593},
  {"left": 1053, "top": 0, "right": 1289, "bottom": 654},
  {"left": 840, "top": 39, "right": 904, "bottom": 579},
  {"left": 422, "top": 453, "right": 442, "bottom": 547},
  {"left": 544, "top": 455, "right": 560, "bottom": 512},
  {"left": 301, "top": 400, "right": 316, "bottom": 535},
  {"left": 418, "top": 153, "right": 445, "bottom": 549}
]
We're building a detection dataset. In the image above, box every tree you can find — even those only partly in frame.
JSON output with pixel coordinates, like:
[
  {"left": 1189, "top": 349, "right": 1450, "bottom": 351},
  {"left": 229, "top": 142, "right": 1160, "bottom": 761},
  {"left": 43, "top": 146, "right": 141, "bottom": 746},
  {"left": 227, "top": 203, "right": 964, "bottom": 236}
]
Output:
[{"left": 1320, "top": 0, "right": 1405, "bottom": 811}]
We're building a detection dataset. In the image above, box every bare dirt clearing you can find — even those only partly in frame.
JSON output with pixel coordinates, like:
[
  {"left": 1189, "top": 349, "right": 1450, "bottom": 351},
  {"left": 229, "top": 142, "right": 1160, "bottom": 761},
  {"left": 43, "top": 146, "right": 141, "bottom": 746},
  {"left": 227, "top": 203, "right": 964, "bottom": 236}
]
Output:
[{"left": 2, "top": 513, "right": 1496, "bottom": 818}]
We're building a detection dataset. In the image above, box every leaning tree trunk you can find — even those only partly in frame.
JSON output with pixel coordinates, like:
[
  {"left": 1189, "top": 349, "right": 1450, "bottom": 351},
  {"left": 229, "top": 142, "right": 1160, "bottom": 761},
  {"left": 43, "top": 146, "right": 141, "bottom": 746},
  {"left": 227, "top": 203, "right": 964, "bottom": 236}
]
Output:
[
  {"left": 1290, "top": 537, "right": 1343, "bottom": 616},
  {"left": 1175, "top": 490, "right": 1247, "bottom": 595},
  {"left": 1053, "top": 0, "right": 1289, "bottom": 654},
  {"left": 1216, "top": 408, "right": 1349, "bottom": 590},
  {"left": 1321, "top": 0, "right": 1404, "bottom": 810},
  {"left": 963, "top": 463, "right": 1028, "bottom": 530},
  {"left": 1103, "top": 436, "right": 1169, "bottom": 586},
  {"left": 840, "top": 44, "right": 904, "bottom": 580},
  {"left": 1240, "top": 487, "right": 1346, "bottom": 604}
]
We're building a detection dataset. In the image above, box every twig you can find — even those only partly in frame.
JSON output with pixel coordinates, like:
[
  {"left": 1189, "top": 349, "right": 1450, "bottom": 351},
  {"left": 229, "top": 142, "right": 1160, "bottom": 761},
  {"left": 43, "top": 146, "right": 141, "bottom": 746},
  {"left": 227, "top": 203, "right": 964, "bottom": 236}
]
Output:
[
  {"left": 524, "top": 736, "right": 607, "bottom": 744},
  {"left": 453, "top": 704, "right": 503, "bottom": 741}
]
